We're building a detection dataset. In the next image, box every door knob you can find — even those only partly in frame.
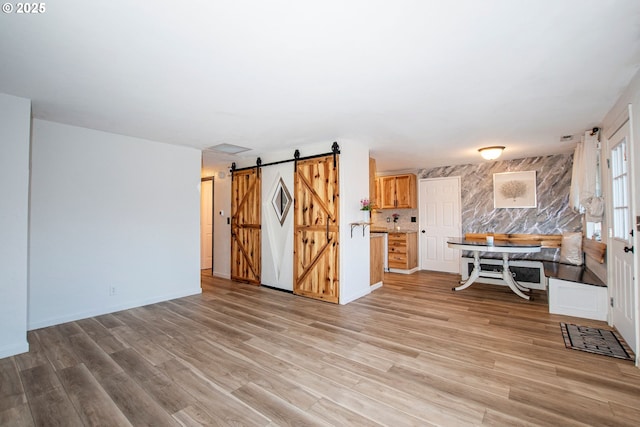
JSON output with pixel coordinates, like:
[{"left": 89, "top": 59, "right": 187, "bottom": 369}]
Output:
[
  {"left": 421, "top": 230, "right": 426, "bottom": 233},
  {"left": 624, "top": 246, "right": 634, "bottom": 253}
]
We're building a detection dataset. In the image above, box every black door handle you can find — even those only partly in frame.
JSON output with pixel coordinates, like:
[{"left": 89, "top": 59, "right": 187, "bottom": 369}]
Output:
[
  {"left": 421, "top": 230, "right": 426, "bottom": 233},
  {"left": 624, "top": 246, "right": 634, "bottom": 253},
  {"left": 326, "top": 215, "right": 330, "bottom": 242}
]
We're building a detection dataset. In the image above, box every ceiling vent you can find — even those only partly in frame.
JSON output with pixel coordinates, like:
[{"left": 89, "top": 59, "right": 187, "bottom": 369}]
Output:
[{"left": 205, "top": 143, "right": 251, "bottom": 155}]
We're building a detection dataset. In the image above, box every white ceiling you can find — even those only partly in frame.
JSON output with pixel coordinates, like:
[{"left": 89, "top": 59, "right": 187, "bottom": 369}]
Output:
[{"left": 1, "top": 0, "right": 639, "bottom": 172}]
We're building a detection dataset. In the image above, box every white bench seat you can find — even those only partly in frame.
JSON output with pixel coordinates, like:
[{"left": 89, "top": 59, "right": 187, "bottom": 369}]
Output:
[{"left": 544, "top": 262, "right": 607, "bottom": 321}]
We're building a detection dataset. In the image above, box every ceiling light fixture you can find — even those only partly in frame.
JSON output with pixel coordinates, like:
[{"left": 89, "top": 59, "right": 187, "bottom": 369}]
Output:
[{"left": 478, "top": 146, "right": 505, "bottom": 160}]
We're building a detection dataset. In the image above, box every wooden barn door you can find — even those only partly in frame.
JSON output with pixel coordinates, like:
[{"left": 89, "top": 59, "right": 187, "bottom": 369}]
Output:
[
  {"left": 231, "top": 168, "right": 261, "bottom": 284},
  {"left": 294, "top": 155, "right": 340, "bottom": 303}
]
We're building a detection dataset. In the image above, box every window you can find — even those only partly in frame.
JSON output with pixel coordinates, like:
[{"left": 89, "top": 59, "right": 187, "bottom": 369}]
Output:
[
  {"left": 611, "top": 140, "right": 630, "bottom": 242},
  {"left": 271, "top": 177, "right": 292, "bottom": 226}
]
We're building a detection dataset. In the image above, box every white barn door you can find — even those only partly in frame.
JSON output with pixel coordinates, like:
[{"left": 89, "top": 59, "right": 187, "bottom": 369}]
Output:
[{"left": 419, "top": 177, "right": 461, "bottom": 273}]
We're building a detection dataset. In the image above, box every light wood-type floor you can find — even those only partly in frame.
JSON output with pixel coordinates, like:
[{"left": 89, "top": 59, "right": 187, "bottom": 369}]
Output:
[{"left": 2, "top": 270, "right": 639, "bottom": 426}]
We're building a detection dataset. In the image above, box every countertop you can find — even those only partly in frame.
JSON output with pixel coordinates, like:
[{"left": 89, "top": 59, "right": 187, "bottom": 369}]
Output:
[
  {"left": 369, "top": 228, "right": 417, "bottom": 234},
  {"left": 370, "top": 228, "right": 388, "bottom": 233}
]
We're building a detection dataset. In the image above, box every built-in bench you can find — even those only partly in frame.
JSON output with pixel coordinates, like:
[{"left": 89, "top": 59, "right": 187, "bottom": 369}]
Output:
[
  {"left": 461, "top": 233, "right": 608, "bottom": 320},
  {"left": 461, "top": 233, "right": 563, "bottom": 290},
  {"left": 464, "top": 233, "right": 563, "bottom": 249},
  {"left": 545, "top": 239, "right": 607, "bottom": 321}
]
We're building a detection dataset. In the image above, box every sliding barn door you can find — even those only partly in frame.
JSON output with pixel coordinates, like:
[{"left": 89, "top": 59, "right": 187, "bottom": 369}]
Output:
[
  {"left": 231, "top": 168, "right": 261, "bottom": 284},
  {"left": 294, "top": 155, "right": 340, "bottom": 303}
]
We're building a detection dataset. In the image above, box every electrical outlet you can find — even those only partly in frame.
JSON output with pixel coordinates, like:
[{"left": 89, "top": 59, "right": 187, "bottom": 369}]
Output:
[
  {"left": 109, "top": 286, "right": 116, "bottom": 296},
  {"left": 411, "top": 216, "right": 416, "bottom": 222}
]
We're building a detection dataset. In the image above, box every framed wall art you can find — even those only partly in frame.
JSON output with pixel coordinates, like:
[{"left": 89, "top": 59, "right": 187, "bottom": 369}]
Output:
[{"left": 493, "top": 171, "right": 537, "bottom": 208}]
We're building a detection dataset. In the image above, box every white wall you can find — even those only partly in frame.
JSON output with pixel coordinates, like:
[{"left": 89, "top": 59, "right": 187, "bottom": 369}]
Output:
[
  {"left": 29, "top": 120, "right": 202, "bottom": 329},
  {"left": 0, "top": 94, "right": 31, "bottom": 358},
  {"left": 338, "top": 140, "right": 372, "bottom": 304}
]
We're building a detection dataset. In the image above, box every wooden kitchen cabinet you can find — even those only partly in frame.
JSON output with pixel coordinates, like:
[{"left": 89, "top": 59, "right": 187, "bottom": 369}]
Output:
[
  {"left": 379, "top": 174, "right": 417, "bottom": 209},
  {"left": 388, "top": 232, "right": 417, "bottom": 270},
  {"left": 369, "top": 157, "right": 378, "bottom": 209},
  {"left": 370, "top": 234, "right": 384, "bottom": 285}
]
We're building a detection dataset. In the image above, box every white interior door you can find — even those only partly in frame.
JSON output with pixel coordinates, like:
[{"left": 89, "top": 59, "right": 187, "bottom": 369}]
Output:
[
  {"left": 200, "top": 178, "right": 213, "bottom": 269},
  {"left": 608, "top": 121, "right": 636, "bottom": 351},
  {"left": 261, "top": 163, "right": 294, "bottom": 291},
  {"left": 419, "top": 177, "right": 461, "bottom": 273}
]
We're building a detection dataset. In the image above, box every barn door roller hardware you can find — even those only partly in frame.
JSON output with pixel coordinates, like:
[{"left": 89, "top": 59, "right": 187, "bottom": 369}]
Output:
[
  {"left": 331, "top": 141, "right": 340, "bottom": 167},
  {"left": 231, "top": 142, "right": 341, "bottom": 173}
]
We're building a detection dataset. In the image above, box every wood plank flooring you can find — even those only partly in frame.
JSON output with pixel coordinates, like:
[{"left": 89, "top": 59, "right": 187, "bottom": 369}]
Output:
[{"left": 2, "top": 270, "right": 639, "bottom": 426}]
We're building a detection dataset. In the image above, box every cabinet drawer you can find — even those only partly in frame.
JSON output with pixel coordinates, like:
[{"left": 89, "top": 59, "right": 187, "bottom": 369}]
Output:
[
  {"left": 389, "top": 259, "right": 408, "bottom": 269},
  {"left": 388, "top": 232, "right": 417, "bottom": 270},
  {"left": 388, "top": 238, "right": 406, "bottom": 246},
  {"left": 388, "top": 234, "right": 407, "bottom": 242},
  {"left": 388, "top": 245, "right": 407, "bottom": 254},
  {"left": 389, "top": 253, "right": 407, "bottom": 262}
]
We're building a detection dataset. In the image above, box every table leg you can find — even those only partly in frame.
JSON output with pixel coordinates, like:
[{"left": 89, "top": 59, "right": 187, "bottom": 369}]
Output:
[
  {"left": 501, "top": 253, "right": 531, "bottom": 300},
  {"left": 453, "top": 251, "right": 480, "bottom": 291}
]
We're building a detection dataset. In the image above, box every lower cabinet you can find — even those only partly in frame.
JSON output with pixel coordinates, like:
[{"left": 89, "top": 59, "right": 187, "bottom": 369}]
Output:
[
  {"left": 370, "top": 234, "right": 385, "bottom": 285},
  {"left": 388, "top": 232, "right": 417, "bottom": 271}
]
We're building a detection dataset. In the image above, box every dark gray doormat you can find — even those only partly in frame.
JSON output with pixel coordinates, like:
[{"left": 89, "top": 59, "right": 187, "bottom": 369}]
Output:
[{"left": 560, "top": 323, "right": 634, "bottom": 361}]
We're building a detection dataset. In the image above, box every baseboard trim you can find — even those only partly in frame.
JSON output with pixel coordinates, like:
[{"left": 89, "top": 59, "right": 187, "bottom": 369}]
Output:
[
  {"left": 389, "top": 267, "right": 420, "bottom": 275},
  {"left": 0, "top": 340, "right": 29, "bottom": 359},
  {"left": 212, "top": 271, "right": 231, "bottom": 279},
  {"left": 340, "top": 287, "right": 371, "bottom": 305},
  {"left": 28, "top": 287, "right": 202, "bottom": 330}
]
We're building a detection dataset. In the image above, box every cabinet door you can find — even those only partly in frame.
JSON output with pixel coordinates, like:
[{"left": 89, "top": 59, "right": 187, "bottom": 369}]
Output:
[
  {"left": 374, "top": 177, "right": 381, "bottom": 209},
  {"left": 406, "top": 232, "right": 418, "bottom": 269},
  {"left": 370, "top": 236, "right": 384, "bottom": 285},
  {"left": 380, "top": 176, "right": 397, "bottom": 208},
  {"left": 369, "top": 157, "right": 377, "bottom": 208},
  {"left": 395, "top": 175, "right": 416, "bottom": 208}
]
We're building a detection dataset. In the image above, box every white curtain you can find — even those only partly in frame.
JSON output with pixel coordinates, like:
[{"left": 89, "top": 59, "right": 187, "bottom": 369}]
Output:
[
  {"left": 570, "top": 130, "right": 604, "bottom": 221},
  {"left": 569, "top": 138, "right": 585, "bottom": 212}
]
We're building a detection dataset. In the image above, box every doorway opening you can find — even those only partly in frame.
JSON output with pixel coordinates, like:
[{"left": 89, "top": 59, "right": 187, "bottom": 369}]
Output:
[{"left": 201, "top": 177, "right": 214, "bottom": 274}]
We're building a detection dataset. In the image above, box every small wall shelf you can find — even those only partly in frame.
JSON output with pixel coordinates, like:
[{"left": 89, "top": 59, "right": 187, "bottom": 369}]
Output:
[{"left": 350, "top": 222, "right": 371, "bottom": 238}]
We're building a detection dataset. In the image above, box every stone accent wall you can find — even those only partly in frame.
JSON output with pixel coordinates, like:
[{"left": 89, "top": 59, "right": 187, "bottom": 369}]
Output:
[{"left": 417, "top": 153, "right": 581, "bottom": 261}]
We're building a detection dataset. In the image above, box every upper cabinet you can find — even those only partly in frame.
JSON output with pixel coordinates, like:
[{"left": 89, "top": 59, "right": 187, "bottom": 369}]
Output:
[
  {"left": 379, "top": 174, "right": 417, "bottom": 209},
  {"left": 369, "top": 157, "right": 378, "bottom": 209}
]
